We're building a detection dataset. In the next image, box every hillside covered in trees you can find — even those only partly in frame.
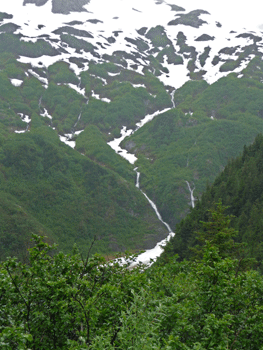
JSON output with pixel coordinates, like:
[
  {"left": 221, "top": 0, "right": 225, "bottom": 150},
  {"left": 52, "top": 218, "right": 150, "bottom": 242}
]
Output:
[
  {"left": 1, "top": 0, "right": 263, "bottom": 262},
  {"left": 1, "top": 207, "right": 263, "bottom": 349},
  {"left": 162, "top": 133, "right": 263, "bottom": 272}
]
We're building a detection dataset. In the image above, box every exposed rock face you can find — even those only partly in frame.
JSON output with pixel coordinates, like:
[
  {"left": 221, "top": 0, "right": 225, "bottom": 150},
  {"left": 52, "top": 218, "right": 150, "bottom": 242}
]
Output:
[
  {"left": 195, "top": 34, "right": 215, "bottom": 41},
  {"left": 169, "top": 4, "right": 185, "bottom": 12},
  {"left": 0, "top": 23, "right": 20, "bottom": 33},
  {"left": 23, "top": 0, "right": 91, "bottom": 14},
  {"left": 23, "top": 0, "right": 49, "bottom": 6},
  {"left": 168, "top": 10, "right": 210, "bottom": 28},
  {"left": 52, "top": 0, "right": 90, "bottom": 14}
]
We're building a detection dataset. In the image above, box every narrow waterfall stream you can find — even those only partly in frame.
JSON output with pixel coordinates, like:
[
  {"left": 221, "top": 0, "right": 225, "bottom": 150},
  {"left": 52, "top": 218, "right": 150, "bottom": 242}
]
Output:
[
  {"left": 134, "top": 168, "right": 173, "bottom": 233},
  {"left": 129, "top": 168, "right": 174, "bottom": 266},
  {"left": 107, "top": 105, "right": 175, "bottom": 265},
  {"left": 185, "top": 181, "right": 195, "bottom": 209},
  {"left": 171, "top": 89, "right": 176, "bottom": 108}
]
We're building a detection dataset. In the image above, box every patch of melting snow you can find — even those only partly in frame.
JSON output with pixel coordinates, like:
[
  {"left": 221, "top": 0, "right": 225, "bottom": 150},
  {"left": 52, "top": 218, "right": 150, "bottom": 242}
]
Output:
[
  {"left": 90, "top": 75, "right": 107, "bottom": 85},
  {"left": 40, "top": 108, "right": 52, "bottom": 119},
  {"left": 158, "top": 56, "right": 190, "bottom": 89},
  {"left": 108, "top": 108, "right": 172, "bottom": 164},
  {"left": 101, "top": 97, "right": 111, "bottom": 103},
  {"left": 108, "top": 72, "right": 121, "bottom": 76},
  {"left": 91, "top": 90, "right": 111, "bottom": 103},
  {"left": 67, "top": 83, "right": 86, "bottom": 96},
  {"left": 59, "top": 135, "right": 75, "bottom": 149},
  {"left": 131, "top": 83, "right": 146, "bottom": 88},
  {"left": 3, "top": 0, "right": 263, "bottom": 93},
  {"left": 20, "top": 36, "right": 38, "bottom": 43},
  {"left": 135, "top": 108, "right": 170, "bottom": 130},
  {"left": 135, "top": 65, "right": 144, "bottom": 75},
  {"left": 10, "top": 78, "right": 23, "bottom": 87},
  {"left": 108, "top": 126, "right": 137, "bottom": 164},
  {"left": 129, "top": 232, "right": 175, "bottom": 267},
  {"left": 28, "top": 69, "right": 48, "bottom": 85},
  {"left": 15, "top": 113, "right": 31, "bottom": 133}
]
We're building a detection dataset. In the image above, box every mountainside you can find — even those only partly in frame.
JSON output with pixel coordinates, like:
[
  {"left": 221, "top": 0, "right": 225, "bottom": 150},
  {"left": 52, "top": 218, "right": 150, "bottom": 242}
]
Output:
[
  {"left": 1, "top": 0, "right": 263, "bottom": 258},
  {"left": 161, "top": 133, "right": 263, "bottom": 271},
  {"left": 123, "top": 64, "right": 263, "bottom": 227}
]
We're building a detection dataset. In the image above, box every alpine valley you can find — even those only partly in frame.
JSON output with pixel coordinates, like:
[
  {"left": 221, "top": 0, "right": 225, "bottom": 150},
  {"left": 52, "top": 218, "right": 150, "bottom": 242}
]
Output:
[{"left": 1, "top": 0, "right": 263, "bottom": 261}]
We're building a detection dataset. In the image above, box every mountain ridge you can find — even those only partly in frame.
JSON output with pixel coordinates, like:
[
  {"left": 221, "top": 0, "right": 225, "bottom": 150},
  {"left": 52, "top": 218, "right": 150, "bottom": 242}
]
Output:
[{"left": 1, "top": 0, "right": 263, "bottom": 259}]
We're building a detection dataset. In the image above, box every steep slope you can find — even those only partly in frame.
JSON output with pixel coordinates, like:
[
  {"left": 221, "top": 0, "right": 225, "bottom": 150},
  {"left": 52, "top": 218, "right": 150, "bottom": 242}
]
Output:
[
  {"left": 122, "top": 59, "right": 263, "bottom": 227},
  {"left": 0, "top": 123, "right": 168, "bottom": 259},
  {"left": 161, "top": 133, "right": 263, "bottom": 271},
  {"left": 1, "top": 1, "right": 263, "bottom": 258}
]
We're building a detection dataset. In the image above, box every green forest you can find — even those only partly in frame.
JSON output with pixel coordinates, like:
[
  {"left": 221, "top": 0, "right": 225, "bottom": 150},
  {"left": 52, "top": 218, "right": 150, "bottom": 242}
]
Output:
[
  {"left": 2, "top": 135, "right": 263, "bottom": 348},
  {"left": 1, "top": 7, "right": 263, "bottom": 259},
  {"left": 123, "top": 57, "right": 263, "bottom": 228},
  {"left": 0, "top": 51, "right": 171, "bottom": 259},
  {"left": 1, "top": 204, "right": 263, "bottom": 349},
  {"left": 2, "top": 3, "right": 263, "bottom": 348},
  {"left": 162, "top": 133, "right": 263, "bottom": 273}
]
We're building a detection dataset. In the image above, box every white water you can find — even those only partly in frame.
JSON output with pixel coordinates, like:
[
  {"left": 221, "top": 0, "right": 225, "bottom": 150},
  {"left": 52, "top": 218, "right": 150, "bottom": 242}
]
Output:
[
  {"left": 131, "top": 167, "right": 174, "bottom": 266},
  {"left": 107, "top": 108, "right": 171, "bottom": 164},
  {"left": 106, "top": 94, "right": 178, "bottom": 265},
  {"left": 171, "top": 89, "right": 176, "bottom": 109},
  {"left": 185, "top": 180, "right": 195, "bottom": 208},
  {"left": 107, "top": 126, "right": 137, "bottom": 164},
  {"left": 73, "top": 112, "right": 82, "bottom": 130}
]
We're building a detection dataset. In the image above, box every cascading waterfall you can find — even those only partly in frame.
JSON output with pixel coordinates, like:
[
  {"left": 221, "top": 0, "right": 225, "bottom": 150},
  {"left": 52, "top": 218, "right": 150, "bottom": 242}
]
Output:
[
  {"left": 73, "top": 112, "right": 82, "bottom": 133},
  {"left": 134, "top": 167, "right": 172, "bottom": 233},
  {"left": 130, "top": 167, "right": 174, "bottom": 266},
  {"left": 134, "top": 167, "right": 140, "bottom": 188},
  {"left": 38, "top": 96, "right": 42, "bottom": 110},
  {"left": 107, "top": 95, "right": 178, "bottom": 265},
  {"left": 185, "top": 180, "right": 195, "bottom": 208},
  {"left": 171, "top": 89, "right": 176, "bottom": 108}
]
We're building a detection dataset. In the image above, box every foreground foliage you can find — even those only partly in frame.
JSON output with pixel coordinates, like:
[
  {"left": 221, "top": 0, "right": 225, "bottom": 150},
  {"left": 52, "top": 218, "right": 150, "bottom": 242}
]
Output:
[{"left": 1, "top": 205, "right": 263, "bottom": 349}]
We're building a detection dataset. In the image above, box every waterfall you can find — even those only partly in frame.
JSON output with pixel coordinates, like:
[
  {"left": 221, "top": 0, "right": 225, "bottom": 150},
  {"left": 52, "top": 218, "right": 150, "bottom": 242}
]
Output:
[
  {"left": 171, "top": 89, "right": 176, "bottom": 108},
  {"left": 134, "top": 167, "right": 140, "bottom": 188},
  {"left": 185, "top": 181, "right": 195, "bottom": 208},
  {"left": 72, "top": 111, "right": 82, "bottom": 135},
  {"left": 107, "top": 109, "right": 176, "bottom": 266},
  {"left": 142, "top": 192, "right": 173, "bottom": 233},
  {"left": 134, "top": 167, "right": 173, "bottom": 233}
]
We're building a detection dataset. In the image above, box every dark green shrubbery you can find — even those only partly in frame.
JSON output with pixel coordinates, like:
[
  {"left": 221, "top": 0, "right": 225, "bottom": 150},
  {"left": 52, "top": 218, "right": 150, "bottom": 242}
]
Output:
[{"left": 1, "top": 205, "right": 263, "bottom": 349}]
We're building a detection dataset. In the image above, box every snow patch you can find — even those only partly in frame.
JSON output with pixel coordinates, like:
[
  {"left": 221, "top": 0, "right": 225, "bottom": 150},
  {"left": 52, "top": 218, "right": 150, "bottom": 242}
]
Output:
[{"left": 10, "top": 78, "right": 23, "bottom": 87}]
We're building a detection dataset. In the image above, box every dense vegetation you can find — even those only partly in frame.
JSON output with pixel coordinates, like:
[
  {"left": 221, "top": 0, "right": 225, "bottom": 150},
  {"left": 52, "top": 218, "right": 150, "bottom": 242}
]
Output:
[
  {"left": 0, "top": 48, "right": 174, "bottom": 259},
  {"left": 1, "top": 5, "right": 263, "bottom": 261},
  {"left": 2, "top": 6, "right": 263, "bottom": 348},
  {"left": 123, "top": 60, "right": 263, "bottom": 227},
  {"left": 1, "top": 205, "right": 263, "bottom": 349},
  {"left": 162, "top": 133, "right": 263, "bottom": 272}
]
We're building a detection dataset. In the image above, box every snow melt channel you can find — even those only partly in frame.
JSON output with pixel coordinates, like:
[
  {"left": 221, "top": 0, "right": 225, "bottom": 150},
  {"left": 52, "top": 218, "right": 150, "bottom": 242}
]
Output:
[
  {"left": 130, "top": 168, "right": 174, "bottom": 267},
  {"left": 107, "top": 105, "right": 177, "bottom": 265}
]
